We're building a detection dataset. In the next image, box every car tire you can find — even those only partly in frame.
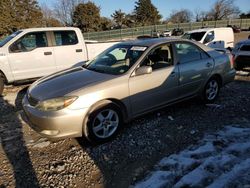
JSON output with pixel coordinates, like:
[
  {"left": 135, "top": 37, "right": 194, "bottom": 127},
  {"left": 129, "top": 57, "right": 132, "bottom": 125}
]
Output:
[
  {"left": 83, "top": 103, "right": 123, "bottom": 143},
  {"left": 0, "top": 73, "right": 4, "bottom": 96},
  {"left": 203, "top": 77, "right": 220, "bottom": 103}
]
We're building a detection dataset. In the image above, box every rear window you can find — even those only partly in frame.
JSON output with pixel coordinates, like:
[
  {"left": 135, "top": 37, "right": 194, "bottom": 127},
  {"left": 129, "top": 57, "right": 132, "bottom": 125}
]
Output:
[
  {"left": 54, "top": 31, "right": 78, "bottom": 46},
  {"left": 240, "top": 45, "right": 250, "bottom": 51}
]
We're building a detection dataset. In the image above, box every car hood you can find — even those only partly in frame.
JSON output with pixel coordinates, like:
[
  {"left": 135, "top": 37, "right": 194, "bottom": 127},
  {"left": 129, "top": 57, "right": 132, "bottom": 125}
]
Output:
[{"left": 28, "top": 67, "right": 114, "bottom": 101}]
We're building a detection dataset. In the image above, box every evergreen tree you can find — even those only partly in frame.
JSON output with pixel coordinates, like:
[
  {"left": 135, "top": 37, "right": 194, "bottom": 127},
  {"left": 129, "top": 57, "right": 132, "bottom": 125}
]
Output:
[
  {"left": 0, "top": 0, "right": 43, "bottom": 36},
  {"left": 0, "top": 0, "right": 14, "bottom": 36},
  {"left": 100, "top": 17, "right": 113, "bottom": 31},
  {"left": 134, "top": 0, "right": 162, "bottom": 26},
  {"left": 72, "top": 2, "right": 101, "bottom": 32},
  {"left": 111, "top": 9, "right": 126, "bottom": 28}
]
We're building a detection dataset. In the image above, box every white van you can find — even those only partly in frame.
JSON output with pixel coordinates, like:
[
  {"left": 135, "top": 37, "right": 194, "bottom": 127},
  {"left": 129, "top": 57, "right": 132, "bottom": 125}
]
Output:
[{"left": 182, "top": 27, "right": 234, "bottom": 49}]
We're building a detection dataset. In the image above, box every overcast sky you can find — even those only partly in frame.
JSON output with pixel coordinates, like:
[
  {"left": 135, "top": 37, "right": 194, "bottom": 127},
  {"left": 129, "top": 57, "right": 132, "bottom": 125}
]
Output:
[{"left": 38, "top": 0, "right": 250, "bottom": 19}]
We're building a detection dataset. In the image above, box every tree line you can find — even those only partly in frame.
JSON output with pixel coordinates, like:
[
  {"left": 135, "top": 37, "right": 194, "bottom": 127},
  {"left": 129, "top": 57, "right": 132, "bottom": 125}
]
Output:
[{"left": 0, "top": 0, "right": 249, "bottom": 36}]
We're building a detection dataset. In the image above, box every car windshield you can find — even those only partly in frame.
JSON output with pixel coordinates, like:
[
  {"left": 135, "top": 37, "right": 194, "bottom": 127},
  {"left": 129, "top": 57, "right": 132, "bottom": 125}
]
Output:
[
  {"left": 182, "top": 32, "right": 206, "bottom": 41},
  {"left": 0, "top": 31, "right": 22, "bottom": 47},
  {"left": 84, "top": 44, "right": 147, "bottom": 75}
]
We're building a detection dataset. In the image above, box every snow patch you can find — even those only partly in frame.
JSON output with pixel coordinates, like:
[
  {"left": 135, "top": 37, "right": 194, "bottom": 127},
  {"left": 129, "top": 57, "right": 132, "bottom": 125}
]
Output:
[{"left": 134, "top": 125, "right": 250, "bottom": 188}]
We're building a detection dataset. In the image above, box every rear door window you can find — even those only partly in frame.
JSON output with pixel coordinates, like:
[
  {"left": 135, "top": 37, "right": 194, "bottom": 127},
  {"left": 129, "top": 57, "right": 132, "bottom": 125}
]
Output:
[
  {"left": 174, "top": 42, "right": 209, "bottom": 63},
  {"left": 53, "top": 31, "right": 78, "bottom": 46}
]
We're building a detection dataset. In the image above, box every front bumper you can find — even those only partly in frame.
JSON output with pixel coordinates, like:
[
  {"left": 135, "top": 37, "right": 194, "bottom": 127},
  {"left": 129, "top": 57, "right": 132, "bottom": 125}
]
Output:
[{"left": 22, "top": 95, "right": 88, "bottom": 139}]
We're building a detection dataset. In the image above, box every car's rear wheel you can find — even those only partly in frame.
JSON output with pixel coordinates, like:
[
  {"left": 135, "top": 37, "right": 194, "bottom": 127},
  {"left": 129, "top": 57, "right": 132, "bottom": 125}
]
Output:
[
  {"left": 84, "top": 103, "right": 122, "bottom": 143},
  {"left": 0, "top": 73, "right": 4, "bottom": 96},
  {"left": 204, "top": 78, "right": 220, "bottom": 103}
]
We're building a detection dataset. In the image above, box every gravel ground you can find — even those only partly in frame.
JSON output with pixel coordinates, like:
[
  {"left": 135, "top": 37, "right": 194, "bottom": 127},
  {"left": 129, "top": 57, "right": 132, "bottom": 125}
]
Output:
[{"left": 0, "top": 72, "right": 250, "bottom": 188}]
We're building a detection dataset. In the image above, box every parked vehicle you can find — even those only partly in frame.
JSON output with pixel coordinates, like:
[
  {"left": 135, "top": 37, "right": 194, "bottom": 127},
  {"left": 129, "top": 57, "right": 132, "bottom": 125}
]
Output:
[
  {"left": 232, "top": 39, "right": 250, "bottom": 70},
  {"left": 172, "top": 28, "right": 184, "bottom": 36},
  {"left": 151, "top": 30, "right": 161, "bottom": 38},
  {"left": 22, "top": 38, "right": 235, "bottom": 143},
  {"left": 137, "top": 35, "right": 152, "bottom": 40},
  {"left": 160, "top": 30, "right": 172, "bottom": 37},
  {"left": 227, "top": 25, "right": 241, "bottom": 33},
  {"left": 0, "top": 27, "right": 117, "bottom": 95},
  {"left": 182, "top": 27, "right": 234, "bottom": 49}
]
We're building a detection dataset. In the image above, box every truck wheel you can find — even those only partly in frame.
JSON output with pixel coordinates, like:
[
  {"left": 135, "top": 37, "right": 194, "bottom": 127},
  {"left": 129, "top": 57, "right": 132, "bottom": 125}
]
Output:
[
  {"left": 84, "top": 103, "right": 123, "bottom": 143},
  {"left": 0, "top": 74, "right": 4, "bottom": 96}
]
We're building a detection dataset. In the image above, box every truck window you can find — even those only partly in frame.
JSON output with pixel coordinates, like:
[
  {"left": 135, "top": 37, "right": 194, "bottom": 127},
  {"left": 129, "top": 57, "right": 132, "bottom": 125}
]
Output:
[
  {"left": 54, "top": 31, "right": 78, "bottom": 46},
  {"left": 9, "top": 32, "right": 48, "bottom": 53}
]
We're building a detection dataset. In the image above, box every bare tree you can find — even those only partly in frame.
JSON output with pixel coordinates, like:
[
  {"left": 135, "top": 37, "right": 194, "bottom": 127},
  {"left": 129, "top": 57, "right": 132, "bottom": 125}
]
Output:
[
  {"left": 168, "top": 9, "right": 193, "bottom": 23},
  {"left": 41, "top": 3, "right": 62, "bottom": 27},
  {"left": 207, "top": 0, "right": 240, "bottom": 20},
  {"left": 194, "top": 9, "right": 208, "bottom": 22},
  {"left": 53, "top": 0, "right": 84, "bottom": 26},
  {"left": 41, "top": 3, "right": 53, "bottom": 21}
]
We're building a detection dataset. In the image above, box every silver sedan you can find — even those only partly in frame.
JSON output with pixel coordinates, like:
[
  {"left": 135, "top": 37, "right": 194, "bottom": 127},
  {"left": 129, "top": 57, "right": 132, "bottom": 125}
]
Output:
[{"left": 22, "top": 38, "right": 235, "bottom": 143}]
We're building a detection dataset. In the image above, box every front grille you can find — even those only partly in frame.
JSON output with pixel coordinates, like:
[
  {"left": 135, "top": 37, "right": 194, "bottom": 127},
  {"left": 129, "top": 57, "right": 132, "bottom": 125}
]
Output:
[{"left": 27, "top": 94, "right": 39, "bottom": 107}]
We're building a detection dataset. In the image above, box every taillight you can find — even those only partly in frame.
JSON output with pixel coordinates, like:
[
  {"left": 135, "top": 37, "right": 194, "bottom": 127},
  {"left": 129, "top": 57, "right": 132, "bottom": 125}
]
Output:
[{"left": 228, "top": 53, "right": 235, "bottom": 69}]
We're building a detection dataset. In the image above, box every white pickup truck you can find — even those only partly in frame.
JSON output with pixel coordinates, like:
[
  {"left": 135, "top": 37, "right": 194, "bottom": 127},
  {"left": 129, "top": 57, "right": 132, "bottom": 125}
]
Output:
[{"left": 0, "top": 27, "right": 118, "bottom": 95}]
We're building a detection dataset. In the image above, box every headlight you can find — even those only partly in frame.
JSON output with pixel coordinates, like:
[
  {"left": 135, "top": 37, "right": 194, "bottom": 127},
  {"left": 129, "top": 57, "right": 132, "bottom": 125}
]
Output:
[{"left": 36, "top": 96, "right": 78, "bottom": 111}]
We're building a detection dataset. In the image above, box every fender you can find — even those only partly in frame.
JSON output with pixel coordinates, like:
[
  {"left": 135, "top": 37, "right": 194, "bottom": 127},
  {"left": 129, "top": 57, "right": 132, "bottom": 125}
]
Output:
[{"left": 0, "top": 53, "right": 14, "bottom": 83}]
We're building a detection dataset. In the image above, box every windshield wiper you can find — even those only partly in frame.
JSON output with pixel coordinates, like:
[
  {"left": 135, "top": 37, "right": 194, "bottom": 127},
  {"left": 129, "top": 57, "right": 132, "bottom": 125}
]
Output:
[{"left": 86, "top": 67, "right": 106, "bottom": 74}]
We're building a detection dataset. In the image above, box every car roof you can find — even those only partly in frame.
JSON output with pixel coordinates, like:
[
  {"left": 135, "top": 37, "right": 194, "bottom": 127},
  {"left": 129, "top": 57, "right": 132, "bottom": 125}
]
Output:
[
  {"left": 19, "top": 27, "right": 79, "bottom": 32},
  {"left": 186, "top": 27, "right": 231, "bottom": 34},
  {"left": 237, "top": 39, "right": 250, "bottom": 45},
  {"left": 119, "top": 37, "right": 184, "bottom": 47},
  {"left": 117, "top": 37, "right": 214, "bottom": 53}
]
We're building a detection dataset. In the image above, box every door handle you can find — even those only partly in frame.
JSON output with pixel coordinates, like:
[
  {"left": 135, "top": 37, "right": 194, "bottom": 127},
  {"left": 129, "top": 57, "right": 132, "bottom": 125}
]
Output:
[
  {"left": 170, "top": 71, "right": 176, "bottom": 77},
  {"left": 44, "top": 52, "right": 52, "bottom": 56},
  {"left": 76, "top": 49, "right": 83, "bottom": 53},
  {"left": 206, "top": 62, "right": 212, "bottom": 67}
]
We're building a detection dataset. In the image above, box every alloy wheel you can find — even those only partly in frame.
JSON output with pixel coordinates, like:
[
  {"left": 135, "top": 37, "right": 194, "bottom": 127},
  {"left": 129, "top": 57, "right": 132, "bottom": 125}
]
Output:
[
  {"left": 92, "top": 109, "right": 119, "bottom": 139},
  {"left": 206, "top": 79, "right": 219, "bottom": 101}
]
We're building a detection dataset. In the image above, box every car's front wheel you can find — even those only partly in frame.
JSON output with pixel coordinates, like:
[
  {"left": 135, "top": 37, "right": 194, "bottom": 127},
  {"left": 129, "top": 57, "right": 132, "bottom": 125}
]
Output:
[
  {"left": 84, "top": 103, "right": 122, "bottom": 143},
  {"left": 204, "top": 78, "right": 220, "bottom": 103}
]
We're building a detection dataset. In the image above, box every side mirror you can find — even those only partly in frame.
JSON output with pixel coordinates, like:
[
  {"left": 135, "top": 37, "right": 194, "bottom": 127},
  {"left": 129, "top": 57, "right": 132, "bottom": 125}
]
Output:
[{"left": 135, "top": 66, "right": 152, "bottom": 76}]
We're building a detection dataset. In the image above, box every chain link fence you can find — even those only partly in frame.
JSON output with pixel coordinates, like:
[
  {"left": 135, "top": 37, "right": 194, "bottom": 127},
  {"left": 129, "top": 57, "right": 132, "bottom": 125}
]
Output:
[{"left": 82, "top": 18, "right": 250, "bottom": 41}]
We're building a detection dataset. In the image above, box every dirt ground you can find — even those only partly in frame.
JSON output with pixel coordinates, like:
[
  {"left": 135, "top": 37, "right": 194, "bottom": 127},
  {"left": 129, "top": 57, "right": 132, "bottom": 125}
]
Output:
[
  {"left": 0, "top": 33, "right": 250, "bottom": 188},
  {"left": 234, "top": 31, "right": 250, "bottom": 43}
]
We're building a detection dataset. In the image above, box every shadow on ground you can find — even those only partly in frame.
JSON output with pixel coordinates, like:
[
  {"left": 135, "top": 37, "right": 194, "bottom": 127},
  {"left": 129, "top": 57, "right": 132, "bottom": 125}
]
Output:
[{"left": 0, "top": 87, "right": 39, "bottom": 187}]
